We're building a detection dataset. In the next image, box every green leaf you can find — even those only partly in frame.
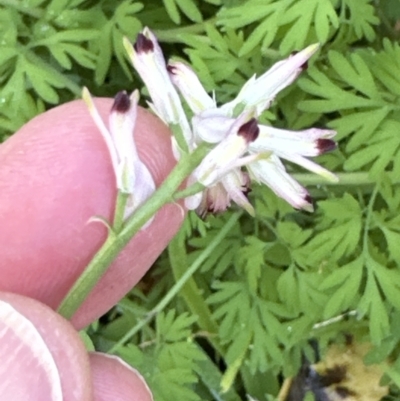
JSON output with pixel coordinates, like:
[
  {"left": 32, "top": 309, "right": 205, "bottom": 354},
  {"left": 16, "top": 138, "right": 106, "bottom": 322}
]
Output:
[
  {"left": 328, "top": 51, "right": 379, "bottom": 99},
  {"left": 25, "top": 59, "right": 63, "bottom": 103},
  {"left": 92, "top": 1, "right": 142, "bottom": 85},
  {"left": 301, "top": 194, "right": 362, "bottom": 265},
  {"left": 94, "top": 23, "right": 113, "bottom": 85},
  {"left": 195, "top": 348, "right": 242, "bottom": 401},
  {"left": 209, "top": 281, "right": 288, "bottom": 372},
  {"left": 329, "top": 107, "right": 390, "bottom": 147},
  {"left": 156, "top": 310, "right": 197, "bottom": 342},
  {"left": 175, "top": 0, "right": 203, "bottom": 22},
  {"left": 379, "top": 220, "right": 400, "bottom": 262},
  {"left": 344, "top": 119, "right": 400, "bottom": 175},
  {"left": 218, "top": 0, "right": 339, "bottom": 54},
  {"left": 370, "top": 260, "right": 400, "bottom": 311},
  {"left": 299, "top": 51, "right": 385, "bottom": 113},
  {"left": 358, "top": 268, "right": 390, "bottom": 344},
  {"left": 163, "top": 0, "right": 202, "bottom": 24},
  {"left": 320, "top": 257, "right": 363, "bottom": 318},
  {"left": 236, "top": 236, "right": 268, "bottom": 292},
  {"left": 276, "top": 221, "right": 312, "bottom": 249},
  {"left": 363, "top": 38, "right": 400, "bottom": 97},
  {"left": 342, "top": 0, "right": 379, "bottom": 41},
  {"left": 279, "top": 0, "right": 338, "bottom": 53},
  {"left": 118, "top": 310, "right": 205, "bottom": 401},
  {"left": 217, "top": 0, "right": 278, "bottom": 28}
]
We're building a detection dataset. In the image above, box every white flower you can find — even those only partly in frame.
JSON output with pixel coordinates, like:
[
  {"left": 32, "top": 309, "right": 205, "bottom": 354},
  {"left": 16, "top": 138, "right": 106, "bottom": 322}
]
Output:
[
  {"left": 194, "top": 114, "right": 260, "bottom": 186},
  {"left": 167, "top": 54, "right": 337, "bottom": 214},
  {"left": 168, "top": 60, "right": 216, "bottom": 114},
  {"left": 193, "top": 169, "right": 254, "bottom": 217},
  {"left": 82, "top": 88, "right": 155, "bottom": 219},
  {"left": 248, "top": 155, "right": 313, "bottom": 211},
  {"left": 123, "top": 28, "right": 194, "bottom": 155},
  {"left": 221, "top": 44, "right": 320, "bottom": 116},
  {"left": 127, "top": 28, "right": 338, "bottom": 215},
  {"left": 249, "top": 125, "right": 338, "bottom": 182}
]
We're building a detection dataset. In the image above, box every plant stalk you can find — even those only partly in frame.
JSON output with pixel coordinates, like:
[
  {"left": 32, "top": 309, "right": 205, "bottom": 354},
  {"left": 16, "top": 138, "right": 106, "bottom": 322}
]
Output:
[{"left": 57, "top": 144, "right": 209, "bottom": 319}]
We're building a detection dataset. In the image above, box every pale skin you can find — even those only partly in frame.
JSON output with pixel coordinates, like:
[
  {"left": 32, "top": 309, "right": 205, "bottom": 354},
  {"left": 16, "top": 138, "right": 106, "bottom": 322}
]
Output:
[{"left": 0, "top": 98, "right": 183, "bottom": 400}]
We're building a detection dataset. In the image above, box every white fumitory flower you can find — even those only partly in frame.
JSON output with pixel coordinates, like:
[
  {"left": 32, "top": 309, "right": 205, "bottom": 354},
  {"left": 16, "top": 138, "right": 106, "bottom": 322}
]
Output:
[
  {"left": 83, "top": 88, "right": 155, "bottom": 219},
  {"left": 126, "top": 27, "right": 338, "bottom": 216},
  {"left": 123, "top": 28, "right": 194, "bottom": 157}
]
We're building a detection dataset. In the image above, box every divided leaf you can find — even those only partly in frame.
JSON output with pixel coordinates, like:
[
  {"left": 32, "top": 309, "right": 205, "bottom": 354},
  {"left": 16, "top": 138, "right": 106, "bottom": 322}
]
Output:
[{"left": 301, "top": 194, "right": 362, "bottom": 265}]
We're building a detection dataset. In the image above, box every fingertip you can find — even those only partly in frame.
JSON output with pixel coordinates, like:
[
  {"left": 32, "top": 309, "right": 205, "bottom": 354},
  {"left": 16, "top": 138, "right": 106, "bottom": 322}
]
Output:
[
  {"left": 0, "top": 98, "right": 183, "bottom": 328},
  {"left": 0, "top": 292, "right": 92, "bottom": 401},
  {"left": 90, "top": 352, "right": 153, "bottom": 401}
]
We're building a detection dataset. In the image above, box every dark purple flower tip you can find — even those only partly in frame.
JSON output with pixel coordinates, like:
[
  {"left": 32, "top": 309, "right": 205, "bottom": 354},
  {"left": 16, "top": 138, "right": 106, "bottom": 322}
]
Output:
[
  {"left": 134, "top": 33, "right": 154, "bottom": 53},
  {"left": 304, "top": 194, "right": 315, "bottom": 212},
  {"left": 111, "top": 91, "right": 131, "bottom": 114},
  {"left": 238, "top": 118, "right": 259, "bottom": 143},
  {"left": 290, "top": 50, "right": 309, "bottom": 71},
  {"left": 300, "top": 60, "right": 309, "bottom": 71},
  {"left": 317, "top": 138, "right": 337, "bottom": 154},
  {"left": 167, "top": 64, "right": 177, "bottom": 75},
  {"left": 242, "top": 186, "right": 252, "bottom": 197}
]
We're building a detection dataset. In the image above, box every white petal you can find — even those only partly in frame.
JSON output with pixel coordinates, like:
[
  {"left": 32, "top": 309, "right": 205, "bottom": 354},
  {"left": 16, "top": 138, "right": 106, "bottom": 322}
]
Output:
[
  {"left": 109, "top": 91, "right": 139, "bottom": 193},
  {"left": 278, "top": 153, "right": 339, "bottom": 182},
  {"left": 168, "top": 61, "right": 215, "bottom": 113},
  {"left": 82, "top": 87, "right": 119, "bottom": 188},
  {"left": 221, "top": 170, "right": 255, "bottom": 216},
  {"left": 124, "top": 30, "right": 193, "bottom": 150},
  {"left": 195, "top": 182, "right": 231, "bottom": 217},
  {"left": 124, "top": 160, "right": 156, "bottom": 224},
  {"left": 223, "top": 44, "right": 319, "bottom": 116},
  {"left": 185, "top": 192, "right": 204, "bottom": 210},
  {"left": 184, "top": 173, "right": 204, "bottom": 210},
  {"left": 248, "top": 156, "right": 313, "bottom": 211},
  {"left": 192, "top": 108, "right": 236, "bottom": 143},
  {"left": 194, "top": 113, "right": 258, "bottom": 186},
  {"left": 250, "top": 125, "right": 337, "bottom": 157}
]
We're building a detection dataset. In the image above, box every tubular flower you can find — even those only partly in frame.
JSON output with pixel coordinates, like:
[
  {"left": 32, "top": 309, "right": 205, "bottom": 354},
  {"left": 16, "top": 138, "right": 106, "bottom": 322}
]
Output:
[
  {"left": 126, "top": 28, "right": 338, "bottom": 215},
  {"left": 221, "top": 44, "right": 320, "bottom": 116},
  {"left": 83, "top": 88, "right": 155, "bottom": 219},
  {"left": 123, "top": 28, "right": 194, "bottom": 156}
]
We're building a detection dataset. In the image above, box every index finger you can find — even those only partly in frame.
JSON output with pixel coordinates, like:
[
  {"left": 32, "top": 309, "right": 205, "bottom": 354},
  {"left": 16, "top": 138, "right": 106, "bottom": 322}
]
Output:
[{"left": 0, "top": 98, "right": 183, "bottom": 329}]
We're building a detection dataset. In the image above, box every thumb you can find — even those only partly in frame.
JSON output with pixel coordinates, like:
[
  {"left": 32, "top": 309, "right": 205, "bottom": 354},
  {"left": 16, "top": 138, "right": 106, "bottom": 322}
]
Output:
[
  {"left": 90, "top": 353, "right": 153, "bottom": 401},
  {"left": 0, "top": 98, "right": 183, "bottom": 329},
  {"left": 0, "top": 292, "right": 154, "bottom": 401},
  {"left": 0, "top": 291, "right": 92, "bottom": 401}
]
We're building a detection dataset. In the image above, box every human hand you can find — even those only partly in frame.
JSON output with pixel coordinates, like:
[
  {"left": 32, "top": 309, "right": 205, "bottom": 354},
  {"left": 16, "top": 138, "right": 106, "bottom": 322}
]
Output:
[{"left": 0, "top": 99, "right": 182, "bottom": 399}]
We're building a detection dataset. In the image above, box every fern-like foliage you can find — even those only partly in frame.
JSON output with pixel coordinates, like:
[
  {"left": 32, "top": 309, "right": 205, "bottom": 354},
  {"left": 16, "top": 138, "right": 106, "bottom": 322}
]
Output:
[{"left": 5, "top": 0, "right": 400, "bottom": 400}]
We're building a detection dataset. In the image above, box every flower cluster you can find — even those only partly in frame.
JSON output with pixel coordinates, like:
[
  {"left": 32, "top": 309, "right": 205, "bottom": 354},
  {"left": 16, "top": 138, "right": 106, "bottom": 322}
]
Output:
[{"left": 86, "top": 27, "right": 338, "bottom": 219}]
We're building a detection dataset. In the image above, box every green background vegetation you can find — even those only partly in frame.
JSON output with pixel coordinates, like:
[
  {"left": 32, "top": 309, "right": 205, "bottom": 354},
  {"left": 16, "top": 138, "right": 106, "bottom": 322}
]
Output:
[{"left": 2, "top": 0, "right": 400, "bottom": 399}]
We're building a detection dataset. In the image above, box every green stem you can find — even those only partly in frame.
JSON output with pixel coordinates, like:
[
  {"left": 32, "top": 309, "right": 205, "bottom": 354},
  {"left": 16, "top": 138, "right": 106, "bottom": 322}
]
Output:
[
  {"left": 154, "top": 18, "right": 217, "bottom": 43},
  {"left": 107, "top": 211, "right": 241, "bottom": 354},
  {"left": 292, "top": 171, "right": 400, "bottom": 186},
  {"left": 113, "top": 192, "right": 129, "bottom": 232},
  {"left": 169, "top": 229, "right": 223, "bottom": 354},
  {"left": 174, "top": 181, "right": 205, "bottom": 200},
  {"left": 173, "top": 169, "right": 381, "bottom": 199},
  {"left": 57, "top": 144, "right": 209, "bottom": 319}
]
